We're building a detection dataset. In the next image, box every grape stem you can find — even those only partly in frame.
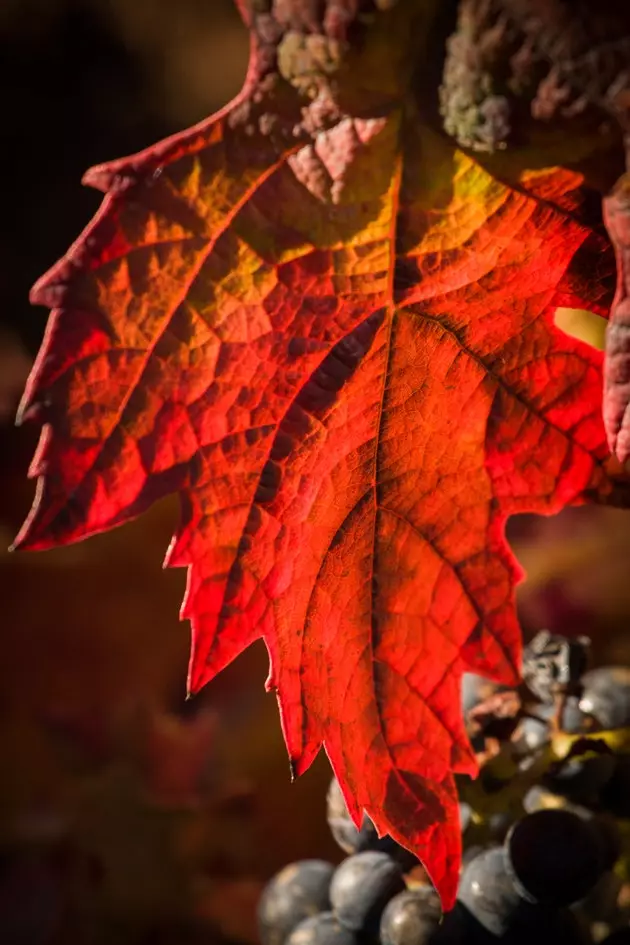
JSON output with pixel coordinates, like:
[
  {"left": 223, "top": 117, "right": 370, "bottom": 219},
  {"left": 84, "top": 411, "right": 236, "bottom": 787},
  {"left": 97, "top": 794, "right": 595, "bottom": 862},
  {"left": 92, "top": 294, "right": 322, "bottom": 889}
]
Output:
[{"left": 549, "top": 690, "right": 568, "bottom": 735}]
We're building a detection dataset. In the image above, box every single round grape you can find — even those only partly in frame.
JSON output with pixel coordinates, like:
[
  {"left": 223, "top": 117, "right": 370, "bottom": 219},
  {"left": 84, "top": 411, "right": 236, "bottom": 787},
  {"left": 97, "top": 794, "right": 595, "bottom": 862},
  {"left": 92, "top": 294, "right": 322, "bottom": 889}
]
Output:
[
  {"left": 505, "top": 809, "right": 604, "bottom": 906},
  {"left": 329, "top": 851, "right": 405, "bottom": 936},
  {"left": 258, "top": 860, "right": 335, "bottom": 945},
  {"left": 579, "top": 667, "right": 630, "bottom": 729},
  {"left": 379, "top": 887, "right": 441, "bottom": 945},
  {"left": 457, "top": 846, "right": 523, "bottom": 936},
  {"left": 459, "top": 853, "right": 592, "bottom": 945},
  {"left": 286, "top": 912, "right": 358, "bottom": 945},
  {"left": 523, "top": 793, "right": 621, "bottom": 874},
  {"left": 326, "top": 779, "right": 417, "bottom": 871}
]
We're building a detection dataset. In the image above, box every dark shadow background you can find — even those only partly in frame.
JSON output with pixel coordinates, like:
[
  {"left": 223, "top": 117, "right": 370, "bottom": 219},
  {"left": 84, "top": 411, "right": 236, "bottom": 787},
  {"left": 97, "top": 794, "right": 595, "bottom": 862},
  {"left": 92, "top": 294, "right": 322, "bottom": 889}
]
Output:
[{"left": 0, "top": 3, "right": 629, "bottom": 944}]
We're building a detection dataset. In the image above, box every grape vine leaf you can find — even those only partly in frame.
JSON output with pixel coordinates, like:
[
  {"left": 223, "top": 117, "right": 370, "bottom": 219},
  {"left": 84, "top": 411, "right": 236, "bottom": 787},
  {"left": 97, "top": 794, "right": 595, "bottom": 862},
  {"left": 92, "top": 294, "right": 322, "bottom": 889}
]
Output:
[{"left": 12, "top": 0, "right": 630, "bottom": 906}]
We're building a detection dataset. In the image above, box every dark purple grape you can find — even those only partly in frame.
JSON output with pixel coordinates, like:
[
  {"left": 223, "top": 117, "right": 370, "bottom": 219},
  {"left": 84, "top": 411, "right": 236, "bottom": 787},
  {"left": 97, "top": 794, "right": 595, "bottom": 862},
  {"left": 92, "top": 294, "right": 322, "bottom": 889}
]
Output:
[
  {"left": 258, "top": 860, "right": 334, "bottom": 945},
  {"left": 285, "top": 912, "right": 359, "bottom": 945},
  {"left": 505, "top": 809, "right": 604, "bottom": 906},
  {"left": 523, "top": 793, "right": 621, "bottom": 874},
  {"left": 326, "top": 779, "right": 417, "bottom": 871},
  {"left": 379, "top": 887, "right": 441, "bottom": 945},
  {"left": 543, "top": 751, "right": 617, "bottom": 805},
  {"left": 329, "top": 852, "right": 405, "bottom": 937},
  {"left": 457, "top": 847, "right": 522, "bottom": 936},
  {"left": 459, "top": 848, "right": 591, "bottom": 943},
  {"left": 579, "top": 667, "right": 630, "bottom": 729}
]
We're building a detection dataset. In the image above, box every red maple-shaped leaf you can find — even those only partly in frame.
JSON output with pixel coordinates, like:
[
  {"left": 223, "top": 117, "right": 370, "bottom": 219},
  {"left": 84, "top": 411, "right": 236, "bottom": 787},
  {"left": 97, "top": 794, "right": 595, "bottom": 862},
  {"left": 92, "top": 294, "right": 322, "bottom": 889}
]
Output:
[{"left": 12, "top": 1, "right": 630, "bottom": 905}]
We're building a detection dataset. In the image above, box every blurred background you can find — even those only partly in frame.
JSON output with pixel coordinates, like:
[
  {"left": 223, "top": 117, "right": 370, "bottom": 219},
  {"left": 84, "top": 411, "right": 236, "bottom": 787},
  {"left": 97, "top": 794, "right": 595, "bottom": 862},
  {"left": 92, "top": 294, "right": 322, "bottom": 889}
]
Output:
[{"left": 0, "top": 3, "right": 629, "bottom": 944}]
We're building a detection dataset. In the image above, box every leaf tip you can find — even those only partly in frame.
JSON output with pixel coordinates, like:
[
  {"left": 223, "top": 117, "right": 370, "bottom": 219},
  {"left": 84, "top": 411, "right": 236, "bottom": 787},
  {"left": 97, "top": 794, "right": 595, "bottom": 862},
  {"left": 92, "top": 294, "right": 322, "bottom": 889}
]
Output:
[
  {"left": 9, "top": 526, "right": 37, "bottom": 554},
  {"left": 82, "top": 157, "right": 146, "bottom": 194},
  {"left": 29, "top": 272, "right": 57, "bottom": 309},
  {"left": 286, "top": 751, "right": 316, "bottom": 783},
  {"left": 9, "top": 473, "right": 56, "bottom": 553},
  {"left": 82, "top": 162, "right": 120, "bottom": 193},
  {"left": 614, "top": 436, "right": 630, "bottom": 468},
  {"left": 436, "top": 883, "right": 457, "bottom": 915},
  {"left": 186, "top": 667, "right": 202, "bottom": 701},
  {"left": 15, "top": 397, "right": 43, "bottom": 428}
]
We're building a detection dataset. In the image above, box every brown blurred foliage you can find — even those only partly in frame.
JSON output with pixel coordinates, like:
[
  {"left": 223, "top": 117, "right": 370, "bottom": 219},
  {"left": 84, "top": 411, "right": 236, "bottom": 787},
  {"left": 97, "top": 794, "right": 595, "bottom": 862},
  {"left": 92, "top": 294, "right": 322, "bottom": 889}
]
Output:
[{"left": 0, "top": 3, "right": 629, "bottom": 944}]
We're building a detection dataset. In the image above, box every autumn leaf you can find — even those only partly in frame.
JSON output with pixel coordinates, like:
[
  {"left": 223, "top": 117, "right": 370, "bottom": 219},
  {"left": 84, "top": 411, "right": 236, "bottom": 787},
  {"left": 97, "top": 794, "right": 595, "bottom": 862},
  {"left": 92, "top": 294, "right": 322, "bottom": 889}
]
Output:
[{"left": 11, "top": 0, "right": 630, "bottom": 906}]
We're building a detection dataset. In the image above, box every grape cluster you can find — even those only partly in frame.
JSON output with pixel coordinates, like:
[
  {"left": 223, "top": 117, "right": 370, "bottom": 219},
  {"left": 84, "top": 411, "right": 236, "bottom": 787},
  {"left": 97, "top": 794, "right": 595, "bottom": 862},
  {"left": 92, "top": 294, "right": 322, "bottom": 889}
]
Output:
[{"left": 257, "top": 642, "right": 630, "bottom": 944}]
